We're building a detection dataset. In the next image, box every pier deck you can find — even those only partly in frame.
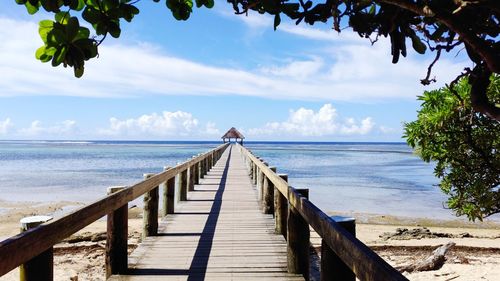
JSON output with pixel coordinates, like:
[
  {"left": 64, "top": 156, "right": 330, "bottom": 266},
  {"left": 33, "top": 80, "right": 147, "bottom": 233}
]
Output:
[{"left": 109, "top": 145, "right": 304, "bottom": 280}]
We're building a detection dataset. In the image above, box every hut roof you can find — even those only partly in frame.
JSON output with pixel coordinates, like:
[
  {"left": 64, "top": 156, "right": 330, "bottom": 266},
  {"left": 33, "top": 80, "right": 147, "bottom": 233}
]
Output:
[{"left": 221, "top": 127, "right": 245, "bottom": 139}]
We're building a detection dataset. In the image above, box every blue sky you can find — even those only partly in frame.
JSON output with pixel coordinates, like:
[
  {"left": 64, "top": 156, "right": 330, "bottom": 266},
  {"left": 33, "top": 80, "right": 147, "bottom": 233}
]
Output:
[{"left": 0, "top": 2, "right": 469, "bottom": 141}]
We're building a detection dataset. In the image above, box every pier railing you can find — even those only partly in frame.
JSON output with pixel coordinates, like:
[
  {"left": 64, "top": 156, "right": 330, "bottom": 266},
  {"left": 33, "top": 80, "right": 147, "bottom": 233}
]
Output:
[
  {"left": 0, "top": 143, "right": 229, "bottom": 279},
  {"left": 238, "top": 143, "right": 408, "bottom": 281}
]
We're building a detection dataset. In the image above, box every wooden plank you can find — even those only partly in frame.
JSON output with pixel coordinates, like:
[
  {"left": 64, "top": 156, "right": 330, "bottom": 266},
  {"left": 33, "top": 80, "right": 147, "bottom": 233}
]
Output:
[{"left": 111, "top": 145, "right": 304, "bottom": 281}]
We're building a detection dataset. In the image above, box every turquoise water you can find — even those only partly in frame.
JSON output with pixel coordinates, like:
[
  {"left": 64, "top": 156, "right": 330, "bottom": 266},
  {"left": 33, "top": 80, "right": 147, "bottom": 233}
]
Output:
[{"left": 0, "top": 140, "right": 490, "bottom": 221}]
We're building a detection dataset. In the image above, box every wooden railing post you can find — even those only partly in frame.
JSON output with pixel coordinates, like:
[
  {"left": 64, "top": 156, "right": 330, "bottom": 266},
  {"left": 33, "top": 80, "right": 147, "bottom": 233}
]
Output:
[
  {"left": 19, "top": 216, "right": 53, "bottom": 281},
  {"left": 249, "top": 160, "right": 254, "bottom": 179},
  {"left": 258, "top": 162, "right": 268, "bottom": 201},
  {"left": 275, "top": 174, "right": 288, "bottom": 238},
  {"left": 321, "top": 216, "right": 356, "bottom": 281},
  {"left": 162, "top": 166, "right": 175, "bottom": 216},
  {"left": 253, "top": 157, "right": 260, "bottom": 185},
  {"left": 194, "top": 156, "right": 200, "bottom": 185},
  {"left": 106, "top": 186, "right": 128, "bottom": 278},
  {"left": 188, "top": 163, "right": 195, "bottom": 192},
  {"left": 262, "top": 167, "right": 276, "bottom": 214},
  {"left": 200, "top": 157, "right": 206, "bottom": 179},
  {"left": 287, "top": 188, "right": 310, "bottom": 279},
  {"left": 142, "top": 174, "right": 159, "bottom": 238},
  {"left": 179, "top": 168, "right": 188, "bottom": 201}
]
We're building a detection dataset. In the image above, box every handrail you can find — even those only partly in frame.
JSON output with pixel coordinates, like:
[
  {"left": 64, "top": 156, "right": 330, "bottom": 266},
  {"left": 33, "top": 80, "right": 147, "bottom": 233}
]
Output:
[
  {"left": 0, "top": 143, "right": 230, "bottom": 277},
  {"left": 237, "top": 143, "right": 408, "bottom": 281}
]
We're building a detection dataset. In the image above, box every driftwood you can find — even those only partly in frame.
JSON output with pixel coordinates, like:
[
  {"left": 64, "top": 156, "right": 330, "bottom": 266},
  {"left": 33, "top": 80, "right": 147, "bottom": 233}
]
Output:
[{"left": 398, "top": 242, "right": 456, "bottom": 273}]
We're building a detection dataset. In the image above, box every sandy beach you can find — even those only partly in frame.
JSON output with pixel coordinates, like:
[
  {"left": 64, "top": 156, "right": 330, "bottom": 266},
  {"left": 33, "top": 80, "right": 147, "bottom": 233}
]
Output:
[{"left": 0, "top": 200, "right": 499, "bottom": 281}]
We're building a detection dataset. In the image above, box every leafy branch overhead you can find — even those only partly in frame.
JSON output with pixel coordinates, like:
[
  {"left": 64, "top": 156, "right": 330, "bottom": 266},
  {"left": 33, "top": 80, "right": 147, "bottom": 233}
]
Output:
[{"left": 14, "top": 0, "right": 500, "bottom": 120}]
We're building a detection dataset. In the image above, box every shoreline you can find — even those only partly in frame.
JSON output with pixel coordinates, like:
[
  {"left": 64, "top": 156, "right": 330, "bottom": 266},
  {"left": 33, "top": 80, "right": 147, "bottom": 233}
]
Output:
[{"left": 0, "top": 200, "right": 499, "bottom": 280}]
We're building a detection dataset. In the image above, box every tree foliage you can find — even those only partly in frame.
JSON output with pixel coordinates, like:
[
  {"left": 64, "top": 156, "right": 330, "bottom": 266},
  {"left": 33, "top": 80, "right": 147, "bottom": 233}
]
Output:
[{"left": 404, "top": 75, "right": 500, "bottom": 221}]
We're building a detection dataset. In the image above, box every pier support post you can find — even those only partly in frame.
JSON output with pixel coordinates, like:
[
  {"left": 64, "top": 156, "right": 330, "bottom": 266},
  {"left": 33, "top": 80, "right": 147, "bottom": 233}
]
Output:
[
  {"left": 287, "top": 188, "right": 310, "bottom": 279},
  {"left": 321, "top": 217, "right": 356, "bottom": 281},
  {"left": 263, "top": 167, "right": 276, "bottom": 214},
  {"left": 142, "top": 174, "right": 159, "bottom": 238},
  {"left": 188, "top": 164, "right": 195, "bottom": 192},
  {"left": 194, "top": 156, "right": 200, "bottom": 184},
  {"left": 200, "top": 157, "right": 206, "bottom": 179},
  {"left": 106, "top": 186, "right": 128, "bottom": 278},
  {"left": 20, "top": 216, "right": 53, "bottom": 281},
  {"left": 179, "top": 168, "right": 188, "bottom": 201},
  {"left": 258, "top": 162, "right": 268, "bottom": 201},
  {"left": 253, "top": 157, "right": 260, "bottom": 185},
  {"left": 275, "top": 174, "right": 288, "bottom": 238},
  {"left": 162, "top": 166, "right": 175, "bottom": 216}
]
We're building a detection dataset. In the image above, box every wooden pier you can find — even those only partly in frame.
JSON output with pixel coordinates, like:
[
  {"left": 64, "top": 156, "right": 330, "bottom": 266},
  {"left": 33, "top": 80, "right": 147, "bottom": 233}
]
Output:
[{"left": 0, "top": 143, "right": 408, "bottom": 281}]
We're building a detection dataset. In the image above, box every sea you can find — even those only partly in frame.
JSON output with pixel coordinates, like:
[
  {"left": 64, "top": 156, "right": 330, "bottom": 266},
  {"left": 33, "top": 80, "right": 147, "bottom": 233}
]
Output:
[{"left": 0, "top": 140, "right": 495, "bottom": 222}]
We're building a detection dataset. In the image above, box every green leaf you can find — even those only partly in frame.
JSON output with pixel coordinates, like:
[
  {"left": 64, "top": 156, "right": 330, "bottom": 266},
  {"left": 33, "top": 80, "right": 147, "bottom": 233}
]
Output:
[
  {"left": 35, "top": 46, "right": 46, "bottom": 59},
  {"left": 103, "top": 0, "right": 120, "bottom": 11},
  {"left": 47, "top": 28, "right": 66, "bottom": 45},
  {"left": 74, "top": 27, "right": 90, "bottom": 41},
  {"left": 66, "top": 17, "right": 80, "bottom": 41},
  {"left": 205, "top": 0, "right": 214, "bottom": 8},
  {"left": 52, "top": 45, "right": 67, "bottom": 67},
  {"left": 55, "top": 11, "right": 70, "bottom": 24},
  {"left": 39, "top": 20, "right": 54, "bottom": 29},
  {"left": 25, "top": 1, "right": 40, "bottom": 14},
  {"left": 274, "top": 14, "right": 281, "bottom": 31},
  {"left": 74, "top": 65, "right": 84, "bottom": 78},
  {"left": 410, "top": 34, "right": 427, "bottom": 54},
  {"left": 82, "top": 7, "right": 101, "bottom": 24},
  {"left": 107, "top": 21, "right": 121, "bottom": 38},
  {"left": 15, "top": 0, "right": 28, "bottom": 5}
]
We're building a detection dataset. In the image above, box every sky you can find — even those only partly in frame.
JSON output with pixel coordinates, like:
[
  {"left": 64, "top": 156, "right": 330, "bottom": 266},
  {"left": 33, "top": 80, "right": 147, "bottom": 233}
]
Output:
[{"left": 0, "top": 2, "right": 470, "bottom": 141}]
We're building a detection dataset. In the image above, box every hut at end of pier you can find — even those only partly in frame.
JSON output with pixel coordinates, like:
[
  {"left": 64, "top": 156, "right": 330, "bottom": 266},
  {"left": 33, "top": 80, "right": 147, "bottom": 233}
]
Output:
[{"left": 222, "top": 127, "right": 245, "bottom": 145}]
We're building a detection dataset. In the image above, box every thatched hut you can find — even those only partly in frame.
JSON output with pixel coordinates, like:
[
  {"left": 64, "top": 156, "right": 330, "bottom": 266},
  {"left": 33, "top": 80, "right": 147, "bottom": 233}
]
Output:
[{"left": 221, "top": 127, "right": 245, "bottom": 145}]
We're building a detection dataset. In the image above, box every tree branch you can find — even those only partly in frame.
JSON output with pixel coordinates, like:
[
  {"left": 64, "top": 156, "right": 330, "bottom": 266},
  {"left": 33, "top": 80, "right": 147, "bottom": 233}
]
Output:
[{"left": 377, "top": 0, "right": 500, "bottom": 73}]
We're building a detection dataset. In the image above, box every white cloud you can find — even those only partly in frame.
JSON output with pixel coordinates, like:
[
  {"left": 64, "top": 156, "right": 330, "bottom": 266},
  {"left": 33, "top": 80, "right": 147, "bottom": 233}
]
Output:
[
  {"left": 98, "top": 111, "right": 222, "bottom": 139},
  {"left": 18, "top": 120, "right": 78, "bottom": 137},
  {"left": 0, "top": 16, "right": 467, "bottom": 102},
  {"left": 0, "top": 118, "right": 13, "bottom": 135},
  {"left": 340, "top": 117, "right": 375, "bottom": 135},
  {"left": 204, "top": 122, "right": 220, "bottom": 136},
  {"left": 248, "top": 104, "right": 375, "bottom": 137},
  {"left": 379, "top": 126, "right": 397, "bottom": 134}
]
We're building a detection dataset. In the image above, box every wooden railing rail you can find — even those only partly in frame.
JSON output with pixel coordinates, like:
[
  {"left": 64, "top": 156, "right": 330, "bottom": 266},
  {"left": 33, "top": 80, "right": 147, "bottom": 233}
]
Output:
[
  {"left": 237, "top": 144, "right": 408, "bottom": 281},
  {"left": 0, "top": 143, "right": 229, "bottom": 279}
]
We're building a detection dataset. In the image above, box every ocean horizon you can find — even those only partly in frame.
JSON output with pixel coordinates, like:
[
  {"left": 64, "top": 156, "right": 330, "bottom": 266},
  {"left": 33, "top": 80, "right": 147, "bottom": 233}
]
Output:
[{"left": 1, "top": 140, "right": 497, "bottom": 222}]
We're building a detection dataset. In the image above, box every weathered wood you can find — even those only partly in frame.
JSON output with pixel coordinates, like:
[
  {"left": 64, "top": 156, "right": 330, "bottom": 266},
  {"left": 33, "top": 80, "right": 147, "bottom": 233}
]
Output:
[
  {"left": 194, "top": 157, "right": 200, "bottom": 185},
  {"left": 397, "top": 242, "right": 455, "bottom": 273},
  {"left": 19, "top": 216, "right": 53, "bottom": 281},
  {"left": 262, "top": 167, "right": 276, "bottom": 214},
  {"left": 0, "top": 144, "right": 229, "bottom": 277},
  {"left": 320, "top": 216, "right": 356, "bottom": 281},
  {"left": 275, "top": 174, "right": 288, "bottom": 238},
  {"left": 143, "top": 174, "right": 159, "bottom": 238},
  {"left": 258, "top": 162, "right": 268, "bottom": 201},
  {"left": 188, "top": 164, "right": 195, "bottom": 192},
  {"left": 287, "top": 188, "right": 310, "bottom": 279},
  {"left": 106, "top": 186, "right": 128, "bottom": 278},
  {"left": 179, "top": 169, "right": 188, "bottom": 201},
  {"left": 162, "top": 166, "right": 175, "bottom": 216},
  {"left": 289, "top": 193, "right": 407, "bottom": 281},
  {"left": 200, "top": 157, "right": 206, "bottom": 178}
]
